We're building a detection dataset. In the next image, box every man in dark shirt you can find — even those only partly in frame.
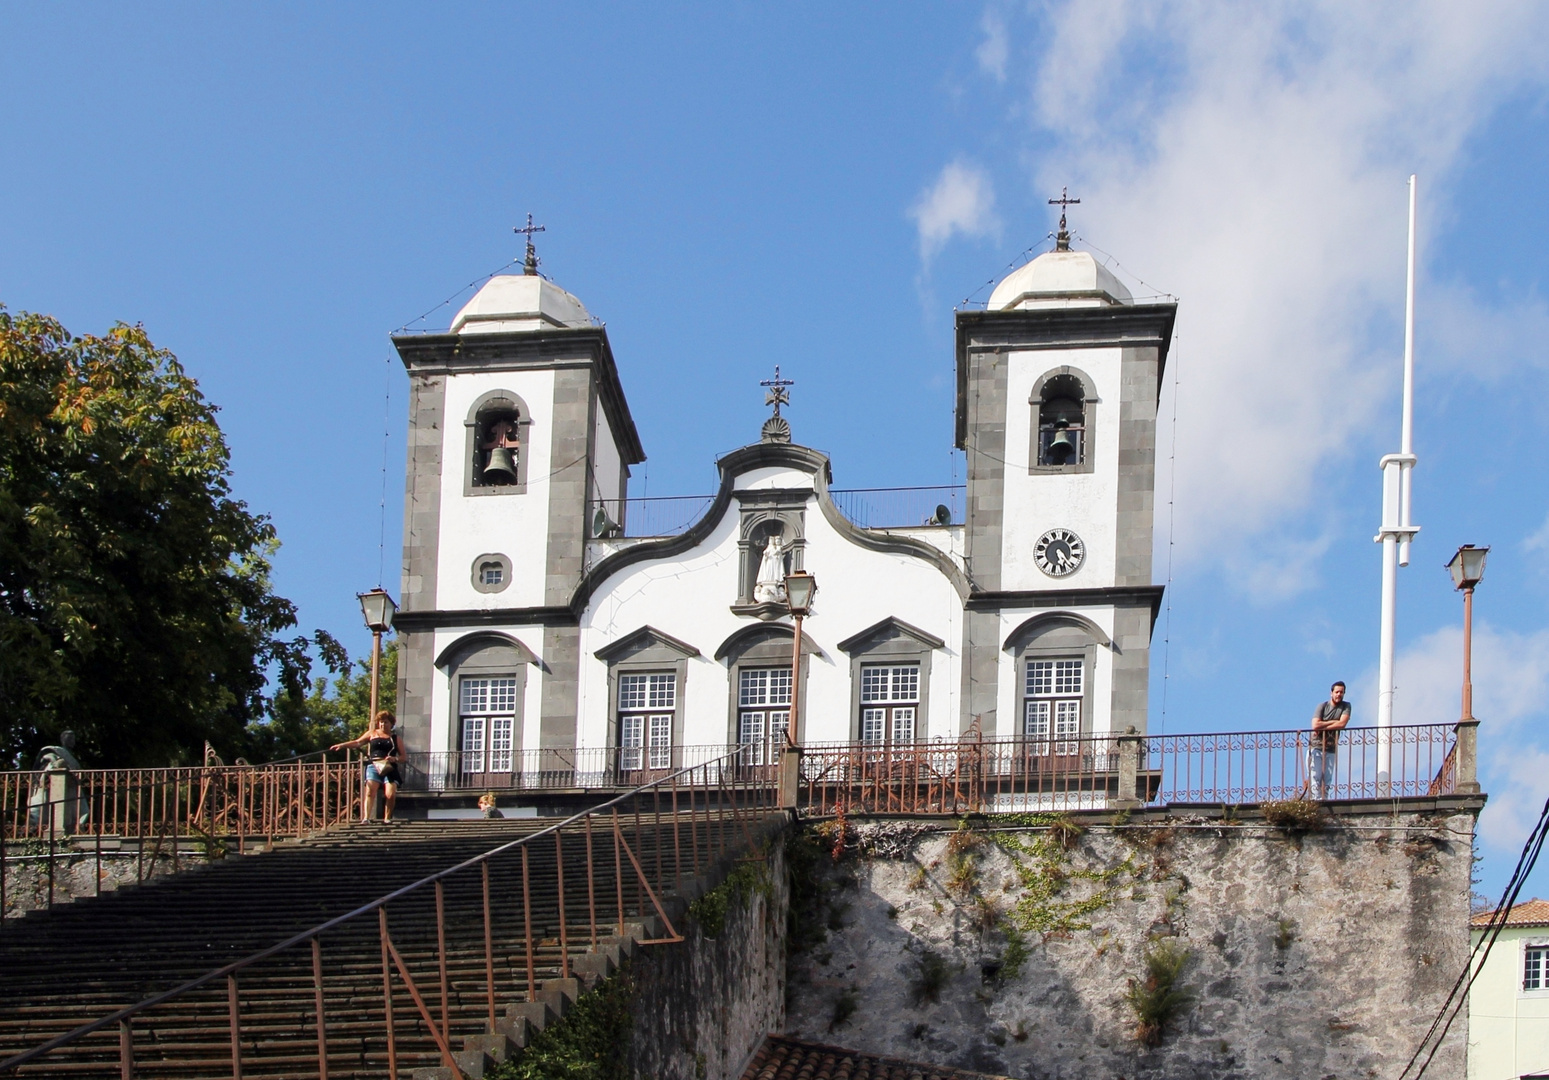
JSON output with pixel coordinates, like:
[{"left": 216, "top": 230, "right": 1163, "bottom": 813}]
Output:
[{"left": 1308, "top": 681, "right": 1351, "bottom": 799}]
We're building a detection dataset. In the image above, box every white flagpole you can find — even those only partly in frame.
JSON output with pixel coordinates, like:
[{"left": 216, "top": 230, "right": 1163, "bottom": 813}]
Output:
[{"left": 1375, "top": 175, "right": 1421, "bottom": 787}]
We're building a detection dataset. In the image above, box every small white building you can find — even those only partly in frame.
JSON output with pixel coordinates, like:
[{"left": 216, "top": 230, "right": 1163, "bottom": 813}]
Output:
[
  {"left": 1470, "top": 900, "right": 1549, "bottom": 1079},
  {"left": 389, "top": 236, "right": 1175, "bottom": 784}
]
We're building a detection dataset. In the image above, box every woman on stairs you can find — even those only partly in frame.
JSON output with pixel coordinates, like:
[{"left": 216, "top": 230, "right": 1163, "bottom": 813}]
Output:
[{"left": 331, "top": 711, "right": 406, "bottom": 823}]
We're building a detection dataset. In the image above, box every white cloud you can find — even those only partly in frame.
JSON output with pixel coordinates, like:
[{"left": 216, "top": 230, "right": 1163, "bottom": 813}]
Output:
[
  {"left": 909, "top": 161, "right": 1000, "bottom": 265},
  {"left": 1525, "top": 511, "right": 1549, "bottom": 554},
  {"left": 1003, "top": 1, "right": 1549, "bottom": 587},
  {"left": 1361, "top": 620, "right": 1549, "bottom": 855},
  {"left": 975, "top": 9, "right": 1009, "bottom": 84}
]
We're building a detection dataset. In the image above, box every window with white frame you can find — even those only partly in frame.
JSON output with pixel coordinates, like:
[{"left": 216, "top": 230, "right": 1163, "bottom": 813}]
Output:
[
  {"left": 859, "top": 664, "right": 920, "bottom": 744},
  {"left": 1024, "top": 659, "right": 1082, "bottom": 755},
  {"left": 618, "top": 672, "right": 675, "bottom": 770},
  {"left": 1527, "top": 945, "right": 1548, "bottom": 991},
  {"left": 460, "top": 677, "right": 518, "bottom": 774},
  {"left": 738, "top": 668, "right": 791, "bottom": 766}
]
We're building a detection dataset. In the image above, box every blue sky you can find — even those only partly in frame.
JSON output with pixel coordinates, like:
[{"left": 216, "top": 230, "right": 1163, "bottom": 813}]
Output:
[{"left": 2, "top": 3, "right": 1546, "bottom": 898}]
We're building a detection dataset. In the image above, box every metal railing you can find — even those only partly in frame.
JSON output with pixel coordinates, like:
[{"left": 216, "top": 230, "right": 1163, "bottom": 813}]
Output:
[
  {"left": 829, "top": 485, "right": 965, "bottom": 529},
  {"left": 798, "top": 723, "right": 1460, "bottom": 816},
  {"left": 1, "top": 753, "right": 362, "bottom": 916},
  {"left": 593, "top": 483, "right": 968, "bottom": 538},
  {"left": 404, "top": 744, "right": 779, "bottom": 792},
  {"left": 0, "top": 748, "right": 780, "bottom": 1079}
]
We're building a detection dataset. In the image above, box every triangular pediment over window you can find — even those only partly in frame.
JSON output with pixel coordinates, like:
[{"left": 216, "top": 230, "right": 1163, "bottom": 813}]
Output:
[
  {"left": 593, "top": 625, "right": 701, "bottom": 663},
  {"left": 836, "top": 617, "right": 945, "bottom": 656}
]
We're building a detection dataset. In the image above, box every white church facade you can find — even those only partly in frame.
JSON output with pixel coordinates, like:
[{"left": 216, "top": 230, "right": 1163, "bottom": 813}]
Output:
[{"left": 390, "top": 235, "right": 1175, "bottom": 785}]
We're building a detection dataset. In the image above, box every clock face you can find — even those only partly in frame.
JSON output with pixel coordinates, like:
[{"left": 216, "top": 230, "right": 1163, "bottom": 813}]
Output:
[{"left": 1034, "top": 529, "right": 1085, "bottom": 577}]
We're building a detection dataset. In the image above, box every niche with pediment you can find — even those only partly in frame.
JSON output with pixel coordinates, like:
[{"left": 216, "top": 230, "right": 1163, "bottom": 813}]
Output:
[{"left": 733, "top": 493, "right": 807, "bottom": 619}]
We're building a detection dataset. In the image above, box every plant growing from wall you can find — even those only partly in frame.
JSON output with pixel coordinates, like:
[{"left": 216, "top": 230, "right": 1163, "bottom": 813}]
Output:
[
  {"left": 1124, "top": 941, "right": 1194, "bottom": 1047},
  {"left": 829, "top": 988, "right": 859, "bottom": 1031},
  {"left": 1260, "top": 798, "right": 1328, "bottom": 832},
  {"left": 910, "top": 947, "right": 952, "bottom": 1004},
  {"left": 687, "top": 857, "right": 770, "bottom": 939},
  {"left": 991, "top": 815, "right": 1134, "bottom": 937},
  {"left": 488, "top": 970, "right": 635, "bottom": 1080}
]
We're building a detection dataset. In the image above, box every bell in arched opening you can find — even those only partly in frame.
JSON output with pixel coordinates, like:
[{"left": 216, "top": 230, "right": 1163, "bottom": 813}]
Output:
[
  {"left": 478, "top": 414, "right": 521, "bottom": 485},
  {"left": 1037, "top": 375, "right": 1086, "bottom": 466}
]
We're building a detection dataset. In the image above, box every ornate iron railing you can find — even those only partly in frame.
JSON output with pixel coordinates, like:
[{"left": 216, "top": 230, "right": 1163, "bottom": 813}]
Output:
[{"left": 798, "top": 723, "right": 1460, "bottom": 816}]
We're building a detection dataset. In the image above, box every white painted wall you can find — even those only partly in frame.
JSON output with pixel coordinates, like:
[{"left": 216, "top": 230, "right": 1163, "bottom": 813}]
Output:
[
  {"left": 592, "top": 399, "right": 624, "bottom": 509},
  {"left": 436, "top": 369, "right": 557, "bottom": 611},
  {"left": 1468, "top": 925, "right": 1549, "bottom": 1080},
  {"left": 1001, "top": 346, "right": 1122, "bottom": 592},
  {"left": 576, "top": 466, "right": 964, "bottom": 750}
]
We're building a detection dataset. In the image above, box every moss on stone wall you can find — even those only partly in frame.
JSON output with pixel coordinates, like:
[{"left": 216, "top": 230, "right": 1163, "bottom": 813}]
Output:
[{"left": 688, "top": 858, "right": 772, "bottom": 939}]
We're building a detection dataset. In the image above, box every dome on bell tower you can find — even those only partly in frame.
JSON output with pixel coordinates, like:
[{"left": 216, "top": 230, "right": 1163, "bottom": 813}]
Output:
[
  {"left": 450, "top": 274, "right": 593, "bottom": 334},
  {"left": 988, "top": 248, "right": 1133, "bottom": 311}
]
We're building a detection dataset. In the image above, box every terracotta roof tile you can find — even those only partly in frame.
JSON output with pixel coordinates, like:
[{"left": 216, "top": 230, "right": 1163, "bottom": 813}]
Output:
[
  {"left": 743, "top": 1036, "right": 1014, "bottom": 1080},
  {"left": 1471, "top": 898, "right": 1549, "bottom": 928}
]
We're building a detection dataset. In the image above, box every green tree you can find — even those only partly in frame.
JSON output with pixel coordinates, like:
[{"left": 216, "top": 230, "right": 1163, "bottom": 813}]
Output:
[
  {"left": 248, "top": 639, "right": 397, "bottom": 763},
  {"left": 0, "top": 307, "right": 336, "bottom": 767}
]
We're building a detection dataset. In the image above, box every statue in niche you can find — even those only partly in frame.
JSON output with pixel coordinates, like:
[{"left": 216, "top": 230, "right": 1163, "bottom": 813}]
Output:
[{"left": 752, "top": 534, "right": 788, "bottom": 604}]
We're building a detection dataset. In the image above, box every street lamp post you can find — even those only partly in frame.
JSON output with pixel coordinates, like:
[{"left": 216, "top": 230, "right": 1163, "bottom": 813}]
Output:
[
  {"left": 357, "top": 589, "right": 399, "bottom": 722},
  {"left": 1445, "top": 546, "right": 1487, "bottom": 796},
  {"left": 783, "top": 571, "right": 817, "bottom": 746},
  {"left": 777, "top": 570, "right": 816, "bottom": 811},
  {"left": 1446, "top": 545, "right": 1489, "bottom": 722}
]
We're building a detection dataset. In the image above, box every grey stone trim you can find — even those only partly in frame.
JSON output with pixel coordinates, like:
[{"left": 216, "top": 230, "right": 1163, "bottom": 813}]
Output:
[
  {"left": 722, "top": 630, "right": 812, "bottom": 746},
  {"left": 538, "top": 624, "right": 580, "bottom": 749},
  {"left": 955, "top": 303, "right": 1177, "bottom": 447},
  {"left": 960, "top": 608, "right": 1001, "bottom": 736},
  {"left": 958, "top": 345, "right": 1008, "bottom": 592},
  {"left": 394, "top": 606, "right": 575, "bottom": 630},
  {"left": 1012, "top": 635, "right": 1099, "bottom": 741},
  {"left": 462, "top": 389, "right": 532, "bottom": 497},
  {"left": 470, "top": 553, "right": 512, "bottom": 594},
  {"left": 433, "top": 631, "right": 540, "bottom": 669},
  {"left": 1002, "top": 611, "right": 1113, "bottom": 651},
  {"left": 1110, "top": 603, "right": 1153, "bottom": 735},
  {"left": 393, "top": 327, "right": 645, "bottom": 465},
  {"left": 601, "top": 642, "right": 691, "bottom": 763},
  {"left": 400, "top": 372, "right": 446, "bottom": 615},
  {"left": 837, "top": 616, "right": 946, "bottom": 655},
  {"left": 1028, "top": 365, "right": 1098, "bottom": 476},
  {"left": 966, "top": 585, "right": 1165, "bottom": 625},
  {"left": 844, "top": 627, "right": 936, "bottom": 742},
  {"left": 593, "top": 625, "right": 701, "bottom": 662},
  {"left": 545, "top": 366, "right": 593, "bottom": 607},
  {"left": 395, "top": 628, "right": 435, "bottom": 758},
  {"left": 444, "top": 640, "right": 530, "bottom": 757},
  {"left": 1114, "top": 345, "right": 1159, "bottom": 588},
  {"left": 714, "top": 623, "right": 823, "bottom": 662}
]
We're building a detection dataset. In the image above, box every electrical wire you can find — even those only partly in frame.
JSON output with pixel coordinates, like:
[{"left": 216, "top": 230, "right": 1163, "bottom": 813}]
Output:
[
  {"left": 392, "top": 257, "right": 522, "bottom": 334},
  {"left": 1158, "top": 329, "right": 1181, "bottom": 734},
  {"left": 1398, "top": 792, "right": 1549, "bottom": 1079}
]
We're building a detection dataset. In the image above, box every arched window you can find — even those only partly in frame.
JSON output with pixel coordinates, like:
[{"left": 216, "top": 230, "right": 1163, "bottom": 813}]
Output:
[
  {"left": 464, "top": 392, "right": 531, "bottom": 495},
  {"left": 1030, "top": 368, "right": 1097, "bottom": 473}
]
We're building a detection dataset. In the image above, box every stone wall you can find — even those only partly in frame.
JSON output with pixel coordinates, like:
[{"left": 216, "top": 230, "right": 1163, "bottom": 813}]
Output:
[
  {"left": 626, "top": 833, "right": 790, "bottom": 1080},
  {"left": 2, "top": 846, "right": 209, "bottom": 918},
  {"left": 782, "top": 802, "right": 1478, "bottom": 1080}
]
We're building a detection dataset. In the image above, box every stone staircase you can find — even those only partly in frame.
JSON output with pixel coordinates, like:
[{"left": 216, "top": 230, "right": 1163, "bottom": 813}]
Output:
[{"left": 0, "top": 807, "right": 779, "bottom": 1078}]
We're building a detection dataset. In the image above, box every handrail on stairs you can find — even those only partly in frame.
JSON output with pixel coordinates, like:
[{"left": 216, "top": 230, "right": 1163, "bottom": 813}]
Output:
[{"left": 0, "top": 746, "right": 781, "bottom": 1080}]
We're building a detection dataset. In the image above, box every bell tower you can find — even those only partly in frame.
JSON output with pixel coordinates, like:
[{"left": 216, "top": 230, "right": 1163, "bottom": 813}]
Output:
[
  {"left": 390, "top": 249, "right": 645, "bottom": 757},
  {"left": 954, "top": 215, "right": 1175, "bottom": 737}
]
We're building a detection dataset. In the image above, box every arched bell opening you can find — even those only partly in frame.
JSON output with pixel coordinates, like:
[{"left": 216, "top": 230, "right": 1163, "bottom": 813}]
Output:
[
  {"left": 463, "top": 391, "right": 532, "bottom": 495},
  {"left": 1037, "top": 373, "right": 1087, "bottom": 467}
]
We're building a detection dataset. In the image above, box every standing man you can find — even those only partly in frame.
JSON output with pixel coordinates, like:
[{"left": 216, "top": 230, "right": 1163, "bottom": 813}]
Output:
[{"left": 1309, "top": 681, "right": 1351, "bottom": 800}]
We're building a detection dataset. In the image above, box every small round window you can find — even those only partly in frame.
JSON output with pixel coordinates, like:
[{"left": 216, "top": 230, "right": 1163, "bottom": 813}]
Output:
[{"left": 471, "top": 553, "right": 512, "bottom": 594}]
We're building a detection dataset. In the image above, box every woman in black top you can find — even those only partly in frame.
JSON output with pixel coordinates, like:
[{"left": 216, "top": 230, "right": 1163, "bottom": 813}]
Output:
[{"left": 332, "top": 711, "right": 406, "bottom": 822}]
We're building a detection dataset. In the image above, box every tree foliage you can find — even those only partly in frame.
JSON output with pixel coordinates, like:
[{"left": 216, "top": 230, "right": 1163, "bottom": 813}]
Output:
[
  {"left": 0, "top": 307, "right": 340, "bottom": 767},
  {"left": 247, "top": 640, "right": 397, "bottom": 763}
]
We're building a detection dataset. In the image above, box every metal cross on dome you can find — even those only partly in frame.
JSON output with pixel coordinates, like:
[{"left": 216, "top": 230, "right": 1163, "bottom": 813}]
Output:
[
  {"left": 515, "top": 214, "right": 547, "bottom": 275},
  {"left": 1048, "top": 187, "right": 1080, "bottom": 251},
  {"left": 760, "top": 365, "right": 794, "bottom": 417}
]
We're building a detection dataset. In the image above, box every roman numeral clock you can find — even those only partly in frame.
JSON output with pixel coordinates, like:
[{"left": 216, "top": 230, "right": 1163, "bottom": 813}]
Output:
[{"left": 1034, "top": 528, "right": 1085, "bottom": 577}]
